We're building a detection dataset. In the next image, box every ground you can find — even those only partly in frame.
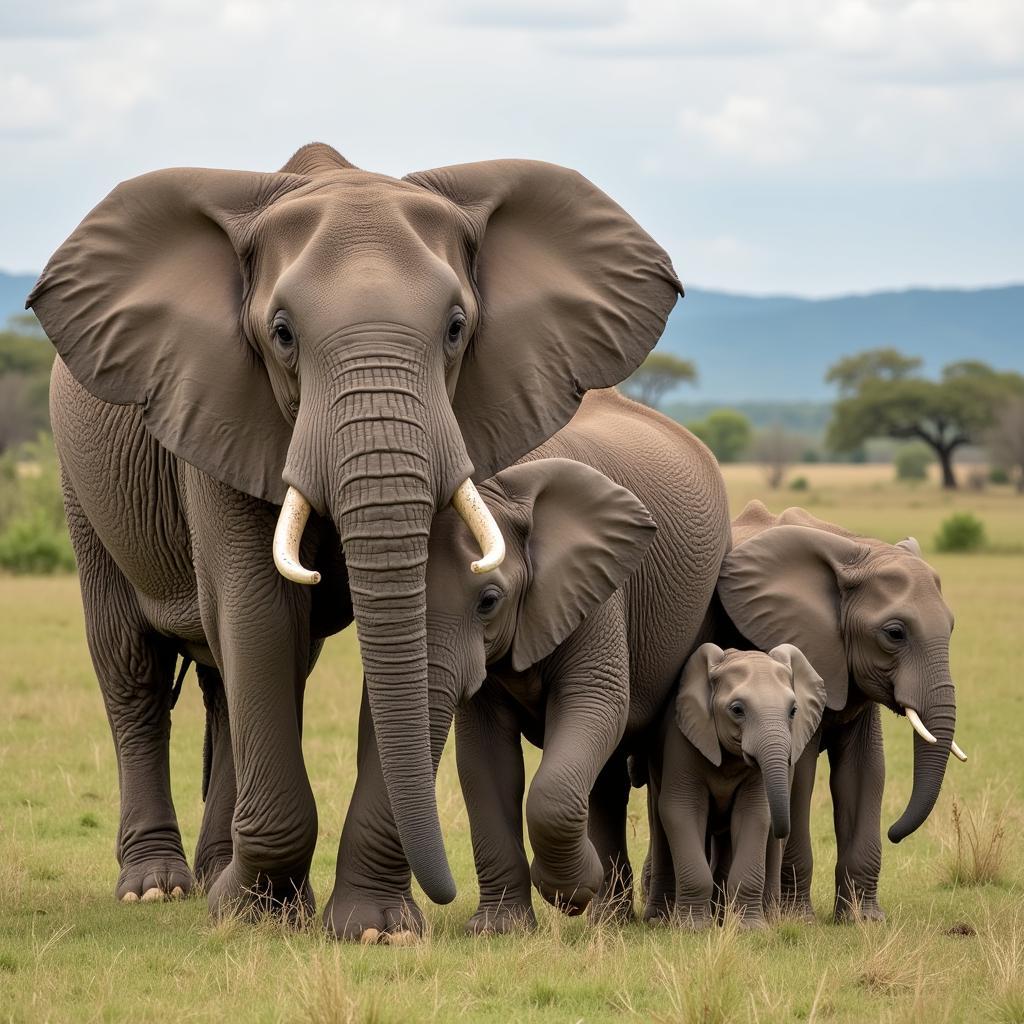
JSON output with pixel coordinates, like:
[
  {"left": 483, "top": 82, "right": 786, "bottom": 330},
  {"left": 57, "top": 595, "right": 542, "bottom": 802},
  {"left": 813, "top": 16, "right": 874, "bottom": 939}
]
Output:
[{"left": 1, "top": 464, "right": 1021, "bottom": 1023}]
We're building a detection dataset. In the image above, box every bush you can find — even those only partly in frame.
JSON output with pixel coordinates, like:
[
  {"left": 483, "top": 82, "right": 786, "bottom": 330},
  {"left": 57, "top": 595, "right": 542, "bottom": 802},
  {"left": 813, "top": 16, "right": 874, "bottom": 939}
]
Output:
[
  {"left": 989, "top": 466, "right": 1010, "bottom": 485},
  {"left": 934, "top": 513, "right": 986, "bottom": 553},
  {"left": 0, "top": 513, "right": 75, "bottom": 574},
  {"left": 789, "top": 476, "right": 809, "bottom": 491},
  {"left": 894, "top": 443, "right": 933, "bottom": 481}
]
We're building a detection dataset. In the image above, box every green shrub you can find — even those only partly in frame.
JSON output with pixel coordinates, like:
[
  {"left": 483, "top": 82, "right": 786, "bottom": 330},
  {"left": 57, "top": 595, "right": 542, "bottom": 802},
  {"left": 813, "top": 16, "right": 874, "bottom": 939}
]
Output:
[
  {"left": 0, "top": 513, "right": 76, "bottom": 574},
  {"left": 934, "top": 513, "right": 986, "bottom": 553},
  {"left": 789, "top": 476, "right": 809, "bottom": 491},
  {"left": 894, "top": 443, "right": 933, "bottom": 482},
  {"left": 989, "top": 466, "right": 1011, "bottom": 485}
]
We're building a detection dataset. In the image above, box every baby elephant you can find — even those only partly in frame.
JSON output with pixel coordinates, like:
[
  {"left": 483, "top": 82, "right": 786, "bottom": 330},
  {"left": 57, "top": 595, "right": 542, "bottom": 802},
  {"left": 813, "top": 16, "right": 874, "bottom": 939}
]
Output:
[{"left": 649, "top": 643, "right": 825, "bottom": 929}]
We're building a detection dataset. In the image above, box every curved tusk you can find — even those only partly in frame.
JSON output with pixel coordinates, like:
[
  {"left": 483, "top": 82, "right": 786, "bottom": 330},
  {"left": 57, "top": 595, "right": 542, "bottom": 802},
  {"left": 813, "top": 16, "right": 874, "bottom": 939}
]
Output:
[
  {"left": 273, "top": 486, "right": 321, "bottom": 585},
  {"left": 950, "top": 740, "right": 967, "bottom": 763},
  {"left": 904, "top": 707, "right": 937, "bottom": 745},
  {"left": 450, "top": 478, "right": 505, "bottom": 574}
]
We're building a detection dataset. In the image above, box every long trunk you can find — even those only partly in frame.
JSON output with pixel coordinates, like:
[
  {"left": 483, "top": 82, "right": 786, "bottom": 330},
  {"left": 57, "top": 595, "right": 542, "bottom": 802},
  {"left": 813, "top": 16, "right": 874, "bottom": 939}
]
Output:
[
  {"left": 754, "top": 731, "right": 793, "bottom": 840},
  {"left": 888, "top": 676, "right": 956, "bottom": 843}
]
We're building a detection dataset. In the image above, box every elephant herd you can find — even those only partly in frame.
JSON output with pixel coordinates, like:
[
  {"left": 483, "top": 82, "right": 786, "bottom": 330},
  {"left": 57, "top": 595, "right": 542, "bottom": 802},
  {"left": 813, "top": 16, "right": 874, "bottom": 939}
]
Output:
[{"left": 30, "top": 143, "right": 964, "bottom": 942}]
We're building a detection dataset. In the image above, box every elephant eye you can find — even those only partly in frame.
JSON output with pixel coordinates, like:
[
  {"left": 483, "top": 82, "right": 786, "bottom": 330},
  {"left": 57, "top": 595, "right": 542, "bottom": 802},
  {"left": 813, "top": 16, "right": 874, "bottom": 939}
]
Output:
[
  {"left": 882, "top": 622, "right": 907, "bottom": 644},
  {"left": 444, "top": 309, "right": 467, "bottom": 356},
  {"left": 728, "top": 701, "right": 744, "bottom": 719},
  {"left": 274, "top": 323, "right": 294, "bottom": 347},
  {"left": 789, "top": 704, "right": 797, "bottom": 719},
  {"left": 476, "top": 585, "right": 503, "bottom": 617}
]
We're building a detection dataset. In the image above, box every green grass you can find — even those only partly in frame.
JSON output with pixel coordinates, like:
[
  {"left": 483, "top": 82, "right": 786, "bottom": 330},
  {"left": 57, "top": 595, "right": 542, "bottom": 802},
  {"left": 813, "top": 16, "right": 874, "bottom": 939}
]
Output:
[{"left": 1, "top": 466, "right": 1022, "bottom": 1023}]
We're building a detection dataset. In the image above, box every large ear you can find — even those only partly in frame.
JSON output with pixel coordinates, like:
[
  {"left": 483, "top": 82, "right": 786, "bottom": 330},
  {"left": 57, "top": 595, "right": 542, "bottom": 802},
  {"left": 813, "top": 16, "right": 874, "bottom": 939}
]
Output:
[
  {"left": 675, "top": 643, "right": 725, "bottom": 766},
  {"left": 717, "top": 525, "right": 870, "bottom": 712},
  {"left": 27, "top": 167, "right": 304, "bottom": 503},
  {"left": 403, "top": 160, "right": 683, "bottom": 482},
  {"left": 896, "top": 536, "right": 922, "bottom": 557},
  {"left": 769, "top": 644, "right": 826, "bottom": 763},
  {"left": 491, "top": 458, "right": 657, "bottom": 672}
]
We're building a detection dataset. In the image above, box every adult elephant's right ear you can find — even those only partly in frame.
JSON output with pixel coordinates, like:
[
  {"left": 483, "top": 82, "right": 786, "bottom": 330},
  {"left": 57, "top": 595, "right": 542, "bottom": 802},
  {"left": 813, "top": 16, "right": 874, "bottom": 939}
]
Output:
[
  {"left": 27, "top": 168, "right": 304, "bottom": 503},
  {"left": 404, "top": 160, "right": 683, "bottom": 483},
  {"left": 717, "top": 525, "right": 870, "bottom": 712}
]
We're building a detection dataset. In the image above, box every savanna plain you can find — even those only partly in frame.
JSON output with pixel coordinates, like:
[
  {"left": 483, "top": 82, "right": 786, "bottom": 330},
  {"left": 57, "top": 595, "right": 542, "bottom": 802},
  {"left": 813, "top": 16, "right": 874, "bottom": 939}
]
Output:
[{"left": 1, "top": 464, "right": 1021, "bottom": 1024}]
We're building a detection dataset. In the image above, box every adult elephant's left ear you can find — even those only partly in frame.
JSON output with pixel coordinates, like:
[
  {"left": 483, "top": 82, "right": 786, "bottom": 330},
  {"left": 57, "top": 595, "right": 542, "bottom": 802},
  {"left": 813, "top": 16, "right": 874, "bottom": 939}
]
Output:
[{"left": 404, "top": 160, "right": 683, "bottom": 482}]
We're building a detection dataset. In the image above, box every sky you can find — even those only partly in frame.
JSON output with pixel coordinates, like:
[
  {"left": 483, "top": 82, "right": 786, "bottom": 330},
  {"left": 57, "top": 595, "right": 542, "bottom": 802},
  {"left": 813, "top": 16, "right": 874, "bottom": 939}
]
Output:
[{"left": 2, "top": 0, "right": 1022, "bottom": 296}]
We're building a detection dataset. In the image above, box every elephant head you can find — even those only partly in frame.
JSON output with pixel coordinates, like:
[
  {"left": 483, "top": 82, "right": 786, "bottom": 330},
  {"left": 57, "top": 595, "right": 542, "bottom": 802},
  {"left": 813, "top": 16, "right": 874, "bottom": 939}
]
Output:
[
  {"left": 717, "top": 504, "right": 964, "bottom": 844},
  {"left": 675, "top": 644, "right": 825, "bottom": 839},
  {"left": 28, "top": 143, "right": 681, "bottom": 903},
  {"left": 419, "top": 456, "right": 657, "bottom": 757}
]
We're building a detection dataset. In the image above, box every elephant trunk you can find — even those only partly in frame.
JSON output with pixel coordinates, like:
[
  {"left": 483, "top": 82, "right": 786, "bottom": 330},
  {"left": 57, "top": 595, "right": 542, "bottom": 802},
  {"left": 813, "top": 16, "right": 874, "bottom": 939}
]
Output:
[
  {"left": 888, "top": 669, "right": 956, "bottom": 844},
  {"left": 753, "top": 727, "right": 793, "bottom": 840}
]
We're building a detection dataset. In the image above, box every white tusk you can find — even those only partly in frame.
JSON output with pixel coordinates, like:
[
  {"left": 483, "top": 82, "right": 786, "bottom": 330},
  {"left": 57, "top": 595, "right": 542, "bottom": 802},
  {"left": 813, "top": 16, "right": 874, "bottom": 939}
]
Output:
[
  {"left": 273, "top": 486, "right": 321, "bottom": 585},
  {"left": 450, "top": 478, "right": 505, "bottom": 574},
  {"left": 950, "top": 740, "right": 967, "bottom": 763},
  {"left": 905, "top": 707, "right": 937, "bottom": 745}
]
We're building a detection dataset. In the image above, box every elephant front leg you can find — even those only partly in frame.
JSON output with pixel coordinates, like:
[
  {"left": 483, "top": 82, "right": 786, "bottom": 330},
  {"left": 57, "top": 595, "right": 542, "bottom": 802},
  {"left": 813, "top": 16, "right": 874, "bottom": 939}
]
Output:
[
  {"left": 526, "top": 603, "right": 630, "bottom": 916},
  {"left": 193, "top": 665, "right": 235, "bottom": 890},
  {"left": 659, "top": 786, "right": 714, "bottom": 930},
  {"left": 325, "top": 681, "right": 427, "bottom": 943},
  {"left": 70, "top": 505, "right": 193, "bottom": 903},
  {"left": 587, "top": 754, "right": 634, "bottom": 924},
  {"left": 458, "top": 680, "right": 536, "bottom": 935},
  {"left": 780, "top": 734, "right": 819, "bottom": 920},
  {"left": 726, "top": 779, "right": 771, "bottom": 929},
  {"left": 829, "top": 706, "right": 885, "bottom": 923}
]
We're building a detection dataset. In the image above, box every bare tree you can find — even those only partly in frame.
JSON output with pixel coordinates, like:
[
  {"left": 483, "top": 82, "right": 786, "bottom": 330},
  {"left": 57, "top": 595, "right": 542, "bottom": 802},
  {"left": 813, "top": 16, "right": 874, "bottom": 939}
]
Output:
[
  {"left": 987, "top": 396, "right": 1024, "bottom": 493},
  {"left": 752, "top": 424, "right": 805, "bottom": 489}
]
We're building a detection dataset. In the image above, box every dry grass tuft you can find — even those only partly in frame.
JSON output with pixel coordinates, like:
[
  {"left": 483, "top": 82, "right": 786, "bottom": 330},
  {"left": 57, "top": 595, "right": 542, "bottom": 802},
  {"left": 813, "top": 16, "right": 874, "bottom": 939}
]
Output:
[
  {"left": 937, "top": 794, "right": 1009, "bottom": 888},
  {"left": 854, "top": 920, "right": 939, "bottom": 997},
  {"left": 981, "top": 908, "right": 1024, "bottom": 1023}
]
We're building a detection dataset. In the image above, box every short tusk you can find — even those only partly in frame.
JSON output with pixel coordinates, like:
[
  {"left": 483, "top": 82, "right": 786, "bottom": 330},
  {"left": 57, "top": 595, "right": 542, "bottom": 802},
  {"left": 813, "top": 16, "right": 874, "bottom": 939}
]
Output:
[
  {"left": 904, "top": 707, "right": 937, "bottom": 745},
  {"left": 450, "top": 478, "right": 505, "bottom": 574},
  {"left": 273, "top": 486, "right": 321, "bottom": 585},
  {"left": 950, "top": 740, "right": 967, "bottom": 763}
]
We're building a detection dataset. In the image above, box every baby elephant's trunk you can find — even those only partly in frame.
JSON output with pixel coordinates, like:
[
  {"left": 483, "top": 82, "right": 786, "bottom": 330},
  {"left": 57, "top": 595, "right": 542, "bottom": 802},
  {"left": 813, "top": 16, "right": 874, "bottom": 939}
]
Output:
[{"left": 755, "top": 730, "right": 793, "bottom": 840}]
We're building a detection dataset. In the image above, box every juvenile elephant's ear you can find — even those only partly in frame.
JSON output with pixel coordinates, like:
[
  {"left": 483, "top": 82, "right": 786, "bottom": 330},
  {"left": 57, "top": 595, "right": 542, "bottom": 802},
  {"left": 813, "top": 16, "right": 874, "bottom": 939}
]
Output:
[
  {"left": 717, "top": 526, "right": 870, "bottom": 712},
  {"left": 491, "top": 458, "right": 657, "bottom": 672},
  {"left": 675, "top": 643, "right": 725, "bottom": 766},
  {"left": 27, "top": 168, "right": 303, "bottom": 503},
  {"left": 768, "top": 644, "right": 825, "bottom": 763},
  {"left": 404, "top": 160, "right": 683, "bottom": 482},
  {"left": 896, "top": 536, "right": 922, "bottom": 557}
]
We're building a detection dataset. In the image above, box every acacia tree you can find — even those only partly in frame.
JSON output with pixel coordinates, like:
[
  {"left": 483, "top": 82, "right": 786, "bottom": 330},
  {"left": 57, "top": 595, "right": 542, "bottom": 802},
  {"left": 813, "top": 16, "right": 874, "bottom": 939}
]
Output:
[
  {"left": 826, "top": 349, "right": 1024, "bottom": 490},
  {"left": 688, "top": 408, "right": 753, "bottom": 462},
  {"left": 987, "top": 397, "right": 1024, "bottom": 493},
  {"left": 621, "top": 351, "right": 696, "bottom": 409}
]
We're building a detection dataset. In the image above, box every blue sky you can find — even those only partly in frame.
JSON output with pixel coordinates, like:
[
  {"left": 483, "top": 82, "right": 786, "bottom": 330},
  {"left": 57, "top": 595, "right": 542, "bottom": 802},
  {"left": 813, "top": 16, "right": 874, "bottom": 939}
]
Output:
[{"left": 2, "top": 0, "right": 1022, "bottom": 295}]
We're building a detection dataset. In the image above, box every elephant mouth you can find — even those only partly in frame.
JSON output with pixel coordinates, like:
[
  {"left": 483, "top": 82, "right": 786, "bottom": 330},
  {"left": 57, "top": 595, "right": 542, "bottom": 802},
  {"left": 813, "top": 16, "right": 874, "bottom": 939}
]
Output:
[{"left": 901, "top": 705, "right": 967, "bottom": 762}]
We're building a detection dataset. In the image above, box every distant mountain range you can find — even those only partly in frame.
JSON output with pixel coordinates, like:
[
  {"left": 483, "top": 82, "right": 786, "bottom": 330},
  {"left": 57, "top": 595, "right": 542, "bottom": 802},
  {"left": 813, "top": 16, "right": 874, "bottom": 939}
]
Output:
[{"left": 4, "top": 271, "right": 1020, "bottom": 403}]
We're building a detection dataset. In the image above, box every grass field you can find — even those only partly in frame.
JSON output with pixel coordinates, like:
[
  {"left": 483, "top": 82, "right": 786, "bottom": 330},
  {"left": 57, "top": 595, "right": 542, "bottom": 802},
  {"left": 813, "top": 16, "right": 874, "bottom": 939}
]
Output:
[{"left": 1, "top": 465, "right": 1022, "bottom": 1023}]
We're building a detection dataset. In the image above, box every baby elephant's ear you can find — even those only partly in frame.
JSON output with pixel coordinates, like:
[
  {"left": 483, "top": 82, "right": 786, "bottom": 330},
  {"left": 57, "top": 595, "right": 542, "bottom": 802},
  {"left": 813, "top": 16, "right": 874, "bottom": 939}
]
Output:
[
  {"left": 769, "top": 644, "right": 826, "bottom": 763},
  {"left": 403, "top": 159, "right": 682, "bottom": 483},
  {"left": 495, "top": 458, "right": 657, "bottom": 672},
  {"left": 675, "top": 643, "right": 726, "bottom": 766},
  {"left": 896, "top": 537, "right": 922, "bottom": 558}
]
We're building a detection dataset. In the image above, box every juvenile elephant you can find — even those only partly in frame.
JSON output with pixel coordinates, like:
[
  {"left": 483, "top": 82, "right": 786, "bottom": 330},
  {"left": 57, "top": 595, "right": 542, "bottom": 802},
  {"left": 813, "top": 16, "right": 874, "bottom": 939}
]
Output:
[
  {"left": 648, "top": 644, "right": 825, "bottom": 929},
  {"left": 711, "top": 502, "right": 966, "bottom": 922},
  {"left": 328, "top": 388, "right": 731, "bottom": 940},
  {"left": 31, "top": 143, "right": 681, "bottom": 916}
]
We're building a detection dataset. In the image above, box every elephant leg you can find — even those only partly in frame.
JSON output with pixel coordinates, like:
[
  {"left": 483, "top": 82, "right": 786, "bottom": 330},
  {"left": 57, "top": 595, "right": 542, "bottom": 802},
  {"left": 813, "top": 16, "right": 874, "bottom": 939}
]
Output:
[
  {"left": 660, "top": 785, "right": 713, "bottom": 930},
  {"left": 324, "top": 681, "right": 426, "bottom": 943},
  {"left": 459, "top": 680, "right": 536, "bottom": 935},
  {"left": 185, "top": 471, "right": 317, "bottom": 921},
  {"left": 726, "top": 779, "right": 771, "bottom": 929},
  {"left": 193, "top": 665, "right": 235, "bottom": 889},
  {"left": 780, "top": 733, "right": 819, "bottom": 920},
  {"left": 526, "top": 606, "right": 630, "bottom": 915},
  {"left": 829, "top": 706, "right": 885, "bottom": 923},
  {"left": 763, "top": 836, "right": 784, "bottom": 919},
  {"left": 587, "top": 753, "right": 634, "bottom": 924},
  {"left": 66, "top": 491, "right": 192, "bottom": 903},
  {"left": 642, "top": 780, "right": 676, "bottom": 923}
]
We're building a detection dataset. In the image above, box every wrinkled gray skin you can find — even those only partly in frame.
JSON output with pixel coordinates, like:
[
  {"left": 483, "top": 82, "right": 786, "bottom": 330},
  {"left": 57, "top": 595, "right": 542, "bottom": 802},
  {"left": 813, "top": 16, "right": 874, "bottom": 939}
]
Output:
[
  {"left": 647, "top": 644, "right": 825, "bottom": 930},
  {"left": 710, "top": 502, "right": 960, "bottom": 922},
  {"left": 325, "top": 390, "right": 731, "bottom": 940},
  {"left": 37, "top": 144, "right": 680, "bottom": 917}
]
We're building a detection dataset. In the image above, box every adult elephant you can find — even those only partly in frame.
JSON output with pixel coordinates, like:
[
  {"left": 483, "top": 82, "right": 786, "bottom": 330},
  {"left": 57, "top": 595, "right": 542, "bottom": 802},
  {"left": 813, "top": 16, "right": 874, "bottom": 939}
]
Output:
[
  {"left": 30, "top": 143, "right": 681, "bottom": 917},
  {"left": 710, "top": 501, "right": 966, "bottom": 922}
]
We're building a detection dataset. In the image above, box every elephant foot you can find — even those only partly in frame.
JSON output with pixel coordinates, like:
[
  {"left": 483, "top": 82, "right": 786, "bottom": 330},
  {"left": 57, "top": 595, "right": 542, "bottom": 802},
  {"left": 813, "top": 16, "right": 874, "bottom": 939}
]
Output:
[
  {"left": 641, "top": 893, "right": 676, "bottom": 925},
  {"left": 116, "top": 856, "right": 194, "bottom": 903},
  {"left": 530, "top": 844, "right": 604, "bottom": 916},
  {"left": 671, "top": 905, "right": 714, "bottom": 931},
  {"left": 834, "top": 893, "right": 885, "bottom": 924},
  {"left": 778, "top": 894, "right": 816, "bottom": 922},
  {"left": 589, "top": 890, "right": 634, "bottom": 925},
  {"left": 206, "top": 859, "right": 315, "bottom": 924},
  {"left": 193, "top": 842, "right": 233, "bottom": 891},
  {"left": 735, "top": 906, "right": 768, "bottom": 930},
  {"left": 324, "top": 886, "right": 425, "bottom": 944},
  {"left": 465, "top": 901, "right": 537, "bottom": 936}
]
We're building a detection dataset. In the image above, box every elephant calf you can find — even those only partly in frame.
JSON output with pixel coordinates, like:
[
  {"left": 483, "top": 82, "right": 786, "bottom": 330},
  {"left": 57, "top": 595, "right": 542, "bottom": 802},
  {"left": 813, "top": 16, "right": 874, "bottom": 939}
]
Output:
[
  {"left": 647, "top": 644, "right": 825, "bottom": 929},
  {"left": 325, "top": 388, "right": 731, "bottom": 940}
]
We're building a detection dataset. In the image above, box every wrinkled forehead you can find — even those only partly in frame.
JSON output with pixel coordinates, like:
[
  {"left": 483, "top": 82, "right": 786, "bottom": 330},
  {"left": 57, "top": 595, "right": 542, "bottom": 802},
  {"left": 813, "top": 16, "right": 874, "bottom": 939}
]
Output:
[
  {"left": 861, "top": 551, "right": 951, "bottom": 620},
  {"left": 713, "top": 652, "right": 790, "bottom": 689}
]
